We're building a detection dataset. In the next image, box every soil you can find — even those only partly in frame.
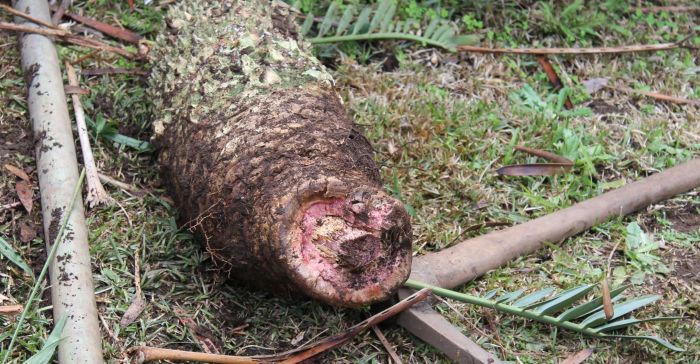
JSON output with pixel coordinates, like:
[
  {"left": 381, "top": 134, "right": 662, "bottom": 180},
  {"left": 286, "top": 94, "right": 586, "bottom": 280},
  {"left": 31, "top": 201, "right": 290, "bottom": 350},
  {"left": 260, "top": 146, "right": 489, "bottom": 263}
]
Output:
[
  {"left": 664, "top": 203, "right": 700, "bottom": 234},
  {"left": 671, "top": 248, "right": 700, "bottom": 286}
]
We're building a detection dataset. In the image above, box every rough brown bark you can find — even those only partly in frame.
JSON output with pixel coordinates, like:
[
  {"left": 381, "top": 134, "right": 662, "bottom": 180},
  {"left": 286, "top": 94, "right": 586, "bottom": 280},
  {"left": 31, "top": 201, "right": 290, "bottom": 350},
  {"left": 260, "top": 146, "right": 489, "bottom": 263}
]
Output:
[{"left": 150, "top": 1, "right": 412, "bottom": 307}]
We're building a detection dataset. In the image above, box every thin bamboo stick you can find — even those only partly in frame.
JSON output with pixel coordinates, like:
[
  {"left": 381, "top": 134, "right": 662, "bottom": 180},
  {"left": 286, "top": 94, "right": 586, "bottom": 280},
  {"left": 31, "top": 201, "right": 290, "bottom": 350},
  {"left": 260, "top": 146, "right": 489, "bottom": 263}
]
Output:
[{"left": 15, "top": 0, "right": 104, "bottom": 362}]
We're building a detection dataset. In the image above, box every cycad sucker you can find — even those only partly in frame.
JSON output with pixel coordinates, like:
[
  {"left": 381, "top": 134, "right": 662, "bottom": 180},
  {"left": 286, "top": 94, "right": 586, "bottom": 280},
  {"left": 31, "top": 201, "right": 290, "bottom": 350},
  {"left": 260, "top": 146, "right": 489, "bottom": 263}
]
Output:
[{"left": 149, "top": 0, "right": 412, "bottom": 307}]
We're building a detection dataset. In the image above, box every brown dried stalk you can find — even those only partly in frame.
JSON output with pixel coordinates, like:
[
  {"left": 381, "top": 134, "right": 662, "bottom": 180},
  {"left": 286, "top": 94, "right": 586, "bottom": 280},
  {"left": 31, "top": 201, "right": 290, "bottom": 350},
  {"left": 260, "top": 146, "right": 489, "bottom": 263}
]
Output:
[
  {"left": 64, "top": 11, "right": 142, "bottom": 44},
  {"left": 130, "top": 288, "right": 430, "bottom": 363},
  {"left": 66, "top": 62, "right": 112, "bottom": 208},
  {"left": 457, "top": 36, "right": 693, "bottom": 55},
  {"left": 0, "top": 3, "right": 59, "bottom": 29},
  {"left": 0, "top": 21, "right": 138, "bottom": 58}
]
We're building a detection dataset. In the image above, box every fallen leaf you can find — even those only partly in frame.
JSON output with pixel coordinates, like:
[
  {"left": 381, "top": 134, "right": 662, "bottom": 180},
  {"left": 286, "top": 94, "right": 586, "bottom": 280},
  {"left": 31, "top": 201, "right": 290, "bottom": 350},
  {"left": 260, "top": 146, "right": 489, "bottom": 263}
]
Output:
[
  {"left": 15, "top": 180, "right": 33, "bottom": 213},
  {"left": 180, "top": 317, "right": 222, "bottom": 354},
  {"left": 560, "top": 348, "right": 594, "bottom": 364},
  {"left": 514, "top": 146, "right": 573, "bottom": 164},
  {"left": 582, "top": 78, "right": 609, "bottom": 94},
  {"left": 537, "top": 56, "right": 573, "bottom": 109},
  {"left": 19, "top": 221, "right": 37, "bottom": 243},
  {"left": 497, "top": 163, "right": 573, "bottom": 176},
  {"left": 602, "top": 278, "right": 614, "bottom": 320},
  {"left": 291, "top": 330, "right": 306, "bottom": 346},
  {"left": 120, "top": 294, "right": 146, "bottom": 326},
  {"left": 4, "top": 164, "right": 30, "bottom": 181}
]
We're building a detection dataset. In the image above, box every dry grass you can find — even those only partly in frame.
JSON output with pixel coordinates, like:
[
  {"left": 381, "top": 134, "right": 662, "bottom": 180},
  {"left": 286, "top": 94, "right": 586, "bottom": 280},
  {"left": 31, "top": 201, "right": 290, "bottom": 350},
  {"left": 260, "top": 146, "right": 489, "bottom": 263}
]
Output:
[{"left": 1, "top": 1, "right": 699, "bottom": 363}]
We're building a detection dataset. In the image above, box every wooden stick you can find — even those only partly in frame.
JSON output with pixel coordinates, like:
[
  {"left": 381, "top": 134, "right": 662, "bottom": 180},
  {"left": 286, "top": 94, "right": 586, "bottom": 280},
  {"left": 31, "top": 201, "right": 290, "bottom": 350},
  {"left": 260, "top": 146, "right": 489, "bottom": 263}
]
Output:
[
  {"left": 0, "top": 3, "right": 59, "bottom": 29},
  {"left": 400, "top": 159, "right": 700, "bottom": 363},
  {"left": 410, "top": 159, "right": 700, "bottom": 289},
  {"left": 457, "top": 40, "right": 687, "bottom": 55},
  {"left": 606, "top": 85, "right": 700, "bottom": 106},
  {"left": 66, "top": 62, "right": 112, "bottom": 208},
  {"left": 371, "top": 326, "right": 403, "bottom": 364},
  {"left": 130, "top": 289, "right": 430, "bottom": 363},
  {"left": 634, "top": 6, "right": 700, "bottom": 13},
  {"left": 0, "top": 21, "right": 138, "bottom": 59},
  {"left": 64, "top": 11, "right": 142, "bottom": 44},
  {"left": 15, "top": 0, "right": 104, "bottom": 362}
]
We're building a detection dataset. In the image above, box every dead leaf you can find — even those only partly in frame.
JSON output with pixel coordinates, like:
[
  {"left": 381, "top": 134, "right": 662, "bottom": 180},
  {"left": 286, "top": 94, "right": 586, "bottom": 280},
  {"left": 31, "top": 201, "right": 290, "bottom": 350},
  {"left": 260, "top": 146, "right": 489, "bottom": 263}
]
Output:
[
  {"left": 120, "top": 294, "right": 146, "bottom": 326},
  {"left": 537, "top": 56, "right": 573, "bottom": 109},
  {"left": 582, "top": 78, "right": 609, "bottom": 94},
  {"left": 497, "top": 163, "right": 573, "bottom": 176},
  {"left": 291, "top": 331, "right": 305, "bottom": 346},
  {"left": 4, "top": 164, "right": 30, "bottom": 181},
  {"left": 560, "top": 348, "right": 594, "bottom": 364},
  {"left": 601, "top": 278, "right": 614, "bottom": 320},
  {"left": 19, "top": 221, "right": 37, "bottom": 243},
  {"left": 15, "top": 180, "right": 33, "bottom": 213},
  {"left": 515, "top": 146, "right": 573, "bottom": 164},
  {"left": 64, "top": 85, "right": 90, "bottom": 95},
  {"left": 180, "top": 317, "right": 222, "bottom": 354}
]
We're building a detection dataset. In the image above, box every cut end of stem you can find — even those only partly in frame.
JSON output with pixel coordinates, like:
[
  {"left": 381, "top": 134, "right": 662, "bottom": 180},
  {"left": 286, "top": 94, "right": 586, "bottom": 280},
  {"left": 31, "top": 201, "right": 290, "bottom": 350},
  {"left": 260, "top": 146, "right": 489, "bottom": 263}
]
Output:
[{"left": 287, "top": 189, "right": 412, "bottom": 307}]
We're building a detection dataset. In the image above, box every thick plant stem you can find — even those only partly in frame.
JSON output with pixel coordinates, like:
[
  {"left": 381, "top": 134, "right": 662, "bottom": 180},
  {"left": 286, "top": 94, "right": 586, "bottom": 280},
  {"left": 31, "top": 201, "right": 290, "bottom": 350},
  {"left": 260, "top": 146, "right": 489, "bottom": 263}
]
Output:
[{"left": 15, "top": 0, "right": 104, "bottom": 362}]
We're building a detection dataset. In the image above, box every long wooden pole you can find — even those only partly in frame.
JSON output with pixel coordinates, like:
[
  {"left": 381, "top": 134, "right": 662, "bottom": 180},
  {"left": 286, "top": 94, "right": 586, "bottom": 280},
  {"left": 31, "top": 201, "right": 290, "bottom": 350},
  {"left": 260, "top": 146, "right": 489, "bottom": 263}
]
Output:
[
  {"left": 399, "top": 159, "right": 700, "bottom": 363},
  {"left": 15, "top": 0, "right": 104, "bottom": 362},
  {"left": 410, "top": 159, "right": 700, "bottom": 288}
]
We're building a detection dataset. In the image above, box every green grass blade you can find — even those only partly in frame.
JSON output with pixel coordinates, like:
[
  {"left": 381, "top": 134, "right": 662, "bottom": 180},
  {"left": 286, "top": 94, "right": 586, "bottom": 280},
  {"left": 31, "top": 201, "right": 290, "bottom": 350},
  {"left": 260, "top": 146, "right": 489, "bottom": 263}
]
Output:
[
  {"left": 496, "top": 289, "right": 524, "bottom": 304},
  {"left": 352, "top": 7, "right": 372, "bottom": 35},
  {"left": 594, "top": 316, "right": 683, "bottom": 333},
  {"left": 301, "top": 13, "right": 314, "bottom": 36},
  {"left": 336, "top": 6, "right": 354, "bottom": 36},
  {"left": 104, "top": 133, "right": 152, "bottom": 152},
  {"left": 24, "top": 313, "right": 68, "bottom": 364},
  {"left": 582, "top": 295, "right": 660, "bottom": 328},
  {"left": 1, "top": 170, "right": 86, "bottom": 364},
  {"left": 0, "top": 235, "right": 34, "bottom": 279},
  {"left": 512, "top": 287, "right": 555, "bottom": 308},
  {"left": 318, "top": 2, "right": 337, "bottom": 37},
  {"left": 533, "top": 284, "right": 594, "bottom": 315},
  {"left": 604, "top": 335, "right": 685, "bottom": 352},
  {"left": 451, "top": 34, "right": 481, "bottom": 46},
  {"left": 557, "top": 285, "right": 629, "bottom": 321}
]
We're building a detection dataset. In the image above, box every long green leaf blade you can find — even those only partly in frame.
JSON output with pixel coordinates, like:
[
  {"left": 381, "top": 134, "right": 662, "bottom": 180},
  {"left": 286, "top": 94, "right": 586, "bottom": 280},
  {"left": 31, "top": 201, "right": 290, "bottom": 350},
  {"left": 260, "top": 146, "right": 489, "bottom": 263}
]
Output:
[
  {"left": 594, "top": 316, "right": 683, "bottom": 333},
  {"left": 369, "top": 0, "right": 392, "bottom": 33},
  {"left": 301, "top": 13, "right": 314, "bottom": 36},
  {"left": 483, "top": 289, "right": 499, "bottom": 300},
  {"left": 336, "top": 6, "right": 354, "bottom": 36},
  {"left": 512, "top": 287, "right": 555, "bottom": 308},
  {"left": 423, "top": 16, "right": 440, "bottom": 38},
  {"left": 582, "top": 295, "right": 660, "bottom": 328},
  {"left": 24, "top": 313, "right": 68, "bottom": 364},
  {"left": 352, "top": 7, "right": 372, "bottom": 35},
  {"left": 533, "top": 284, "right": 594, "bottom": 315},
  {"left": 557, "top": 285, "right": 629, "bottom": 321},
  {"left": 496, "top": 289, "right": 524, "bottom": 304},
  {"left": 318, "top": 3, "right": 337, "bottom": 37},
  {"left": 380, "top": 3, "right": 396, "bottom": 32},
  {"left": 0, "top": 235, "right": 34, "bottom": 278},
  {"left": 604, "top": 335, "right": 685, "bottom": 352}
]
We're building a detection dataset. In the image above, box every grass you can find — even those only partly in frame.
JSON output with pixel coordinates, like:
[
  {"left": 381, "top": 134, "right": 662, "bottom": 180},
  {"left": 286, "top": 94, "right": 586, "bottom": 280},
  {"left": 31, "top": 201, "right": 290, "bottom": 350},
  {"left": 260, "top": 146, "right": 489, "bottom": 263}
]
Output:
[{"left": 1, "top": 1, "right": 699, "bottom": 363}]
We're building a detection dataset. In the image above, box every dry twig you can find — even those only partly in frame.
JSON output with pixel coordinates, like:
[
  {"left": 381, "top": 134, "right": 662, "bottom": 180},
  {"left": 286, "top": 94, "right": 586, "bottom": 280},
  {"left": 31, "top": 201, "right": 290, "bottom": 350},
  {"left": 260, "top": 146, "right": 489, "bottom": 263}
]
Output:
[
  {"left": 129, "top": 288, "right": 430, "bottom": 363},
  {"left": 0, "top": 21, "right": 138, "bottom": 58},
  {"left": 458, "top": 35, "right": 694, "bottom": 55},
  {"left": 66, "top": 62, "right": 112, "bottom": 208},
  {"left": 0, "top": 3, "right": 58, "bottom": 29},
  {"left": 371, "top": 325, "right": 403, "bottom": 364}
]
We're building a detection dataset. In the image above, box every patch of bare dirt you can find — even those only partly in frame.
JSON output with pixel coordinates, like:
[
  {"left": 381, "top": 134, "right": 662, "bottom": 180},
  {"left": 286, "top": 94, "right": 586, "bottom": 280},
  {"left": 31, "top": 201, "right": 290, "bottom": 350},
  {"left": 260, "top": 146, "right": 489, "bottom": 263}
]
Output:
[
  {"left": 671, "top": 248, "right": 700, "bottom": 286},
  {"left": 665, "top": 203, "right": 700, "bottom": 234}
]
